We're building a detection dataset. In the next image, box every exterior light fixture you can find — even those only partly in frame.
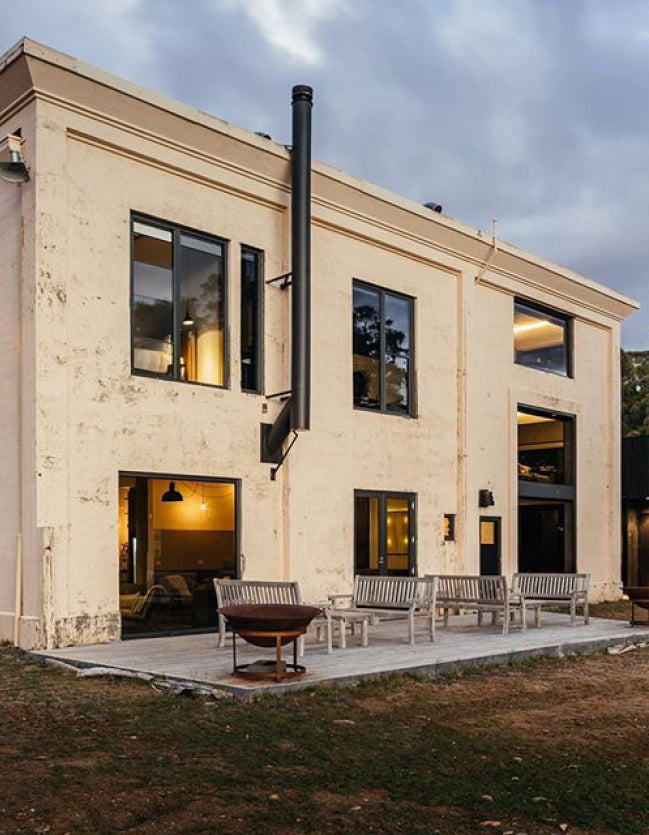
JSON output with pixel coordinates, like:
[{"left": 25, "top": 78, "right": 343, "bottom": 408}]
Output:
[
  {"left": 479, "top": 489, "right": 495, "bottom": 508},
  {"left": 0, "top": 135, "right": 30, "bottom": 184},
  {"left": 161, "top": 481, "right": 183, "bottom": 502}
]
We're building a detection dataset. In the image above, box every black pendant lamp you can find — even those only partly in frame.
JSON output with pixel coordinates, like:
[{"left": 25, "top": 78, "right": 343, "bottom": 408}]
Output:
[
  {"left": 161, "top": 481, "right": 183, "bottom": 502},
  {"left": 182, "top": 304, "right": 194, "bottom": 327}
]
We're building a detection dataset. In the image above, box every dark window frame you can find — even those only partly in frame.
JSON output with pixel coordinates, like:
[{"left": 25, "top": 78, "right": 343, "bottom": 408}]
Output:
[
  {"left": 352, "top": 279, "right": 416, "bottom": 418},
  {"left": 517, "top": 404, "right": 576, "bottom": 501},
  {"left": 240, "top": 244, "right": 264, "bottom": 394},
  {"left": 130, "top": 212, "right": 230, "bottom": 390},
  {"left": 354, "top": 489, "right": 417, "bottom": 576},
  {"left": 514, "top": 297, "right": 573, "bottom": 379},
  {"left": 118, "top": 470, "right": 242, "bottom": 638}
]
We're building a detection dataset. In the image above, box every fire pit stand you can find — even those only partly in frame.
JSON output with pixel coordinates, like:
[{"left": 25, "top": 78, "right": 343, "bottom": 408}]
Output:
[
  {"left": 220, "top": 604, "right": 322, "bottom": 684},
  {"left": 232, "top": 629, "right": 305, "bottom": 682}
]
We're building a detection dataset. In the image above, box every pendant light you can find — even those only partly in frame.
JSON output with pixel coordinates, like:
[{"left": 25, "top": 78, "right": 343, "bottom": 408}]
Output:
[
  {"left": 161, "top": 481, "right": 183, "bottom": 502},
  {"left": 182, "top": 304, "right": 194, "bottom": 328}
]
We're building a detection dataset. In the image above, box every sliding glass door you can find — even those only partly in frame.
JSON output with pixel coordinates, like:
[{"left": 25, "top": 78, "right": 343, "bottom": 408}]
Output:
[{"left": 354, "top": 491, "right": 416, "bottom": 576}]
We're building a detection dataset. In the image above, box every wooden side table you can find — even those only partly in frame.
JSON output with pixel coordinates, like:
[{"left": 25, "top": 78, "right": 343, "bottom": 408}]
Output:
[{"left": 325, "top": 609, "right": 373, "bottom": 653}]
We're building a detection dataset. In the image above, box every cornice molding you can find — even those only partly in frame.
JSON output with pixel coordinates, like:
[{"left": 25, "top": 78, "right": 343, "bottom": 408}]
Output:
[
  {"left": 3, "top": 83, "right": 634, "bottom": 325},
  {"left": 67, "top": 128, "right": 286, "bottom": 214}
]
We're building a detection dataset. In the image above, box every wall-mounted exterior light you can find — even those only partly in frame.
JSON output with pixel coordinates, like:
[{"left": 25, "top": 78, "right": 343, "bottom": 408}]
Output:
[
  {"left": 479, "top": 489, "right": 495, "bottom": 508},
  {"left": 0, "top": 135, "right": 30, "bottom": 184}
]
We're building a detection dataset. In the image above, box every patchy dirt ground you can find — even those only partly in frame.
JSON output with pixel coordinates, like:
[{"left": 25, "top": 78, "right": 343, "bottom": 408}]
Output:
[{"left": 2, "top": 633, "right": 649, "bottom": 834}]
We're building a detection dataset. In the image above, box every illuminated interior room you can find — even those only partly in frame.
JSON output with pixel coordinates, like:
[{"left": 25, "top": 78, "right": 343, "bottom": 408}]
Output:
[
  {"left": 514, "top": 299, "right": 570, "bottom": 377},
  {"left": 118, "top": 476, "right": 238, "bottom": 636}
]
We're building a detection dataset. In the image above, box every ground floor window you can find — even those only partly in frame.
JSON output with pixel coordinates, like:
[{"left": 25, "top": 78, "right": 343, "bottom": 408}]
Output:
[
  {"left": 354, "top": 490, "right": 416, "bottom": 576},
  {"left": 118, "top": 474, "right": 238, "bottom": 637},
  {"left": 518, "top": 500, "right": 575, "bottom": 573}
]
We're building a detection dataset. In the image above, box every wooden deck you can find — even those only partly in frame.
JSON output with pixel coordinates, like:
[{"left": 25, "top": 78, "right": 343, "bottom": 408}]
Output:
[{"left": 32, "top": 612, "right": 649, "bottom": 698}]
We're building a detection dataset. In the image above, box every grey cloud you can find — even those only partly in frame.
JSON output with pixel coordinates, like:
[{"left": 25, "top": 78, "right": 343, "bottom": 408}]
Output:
[{"left": 3, "top": 0, "right": 648, "bottom": 344}]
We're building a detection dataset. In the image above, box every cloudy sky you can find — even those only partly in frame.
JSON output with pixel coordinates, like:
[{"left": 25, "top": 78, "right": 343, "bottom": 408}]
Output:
[{"left": 4, "top": 1, "right": 649, "bottom": 346}]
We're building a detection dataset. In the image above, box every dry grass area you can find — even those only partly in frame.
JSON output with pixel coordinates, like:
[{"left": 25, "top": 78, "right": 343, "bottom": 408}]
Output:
[{"left": 2, "top": 640, "right": 649, "bottom": 834}]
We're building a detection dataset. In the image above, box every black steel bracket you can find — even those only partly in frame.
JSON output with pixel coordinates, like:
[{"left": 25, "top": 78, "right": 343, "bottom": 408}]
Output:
[
  {"left": 266, "top": 272, "right": 292, "bottom": 289},
  {"left": 266, "top": 389, "right": 292, "bottom": 400},
  {"left": 271, "top": 431, "right": 299, "bottom": 481}
]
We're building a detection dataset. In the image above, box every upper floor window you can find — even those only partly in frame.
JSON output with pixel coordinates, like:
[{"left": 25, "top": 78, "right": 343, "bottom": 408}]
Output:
[
  {"left": 132, "top": 217, "right": 226, "bottom": 387},
  {"left": 514, "top": 299, "right": 571, "bottom": 377},
  {"left": 240, "top": 246, "right": 263, "bottom": 393},
  {"left": 517, "top": 406, "right": 575, "bottom": 486},
  {"left": 353, "top": 281, "right": 414, "bottom": 416}
]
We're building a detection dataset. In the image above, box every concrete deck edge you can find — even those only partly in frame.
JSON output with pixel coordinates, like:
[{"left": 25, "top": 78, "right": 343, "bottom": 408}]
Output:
[{"left": 29, "top": 627, "right": 649, "bottom": 701}]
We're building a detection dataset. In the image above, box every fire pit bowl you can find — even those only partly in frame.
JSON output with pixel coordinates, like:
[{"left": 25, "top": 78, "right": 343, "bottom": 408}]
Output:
[
  {"left": 220, "top": 603, "right": 323, "bottom": 682},
  {"left": 219, "top": 604, "right": 322, "bottom": 647}
]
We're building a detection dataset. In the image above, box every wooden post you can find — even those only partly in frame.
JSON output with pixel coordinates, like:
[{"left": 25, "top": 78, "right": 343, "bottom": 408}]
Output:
[{"left": 14, "top": 534, "right": 22, "bottom": 647}]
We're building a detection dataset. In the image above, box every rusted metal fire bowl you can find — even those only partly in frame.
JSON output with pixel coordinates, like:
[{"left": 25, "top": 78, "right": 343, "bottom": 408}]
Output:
[{"left": 219, "top": 604, "right": 322, "bottom": 647}]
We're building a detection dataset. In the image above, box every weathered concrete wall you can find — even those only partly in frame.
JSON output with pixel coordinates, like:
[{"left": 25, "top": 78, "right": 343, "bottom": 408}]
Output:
[
  {"left": 466, "top": 277, "right": 622, "bottom": 600},
  {"left": 0, "top": 40, "right": 634, "bottom": 647},
  {"left": 0, "top": 128, "right": 22, "bottom": 639},
  {"left": 0, "top": 102, "right": 40, "bottom": 648}
]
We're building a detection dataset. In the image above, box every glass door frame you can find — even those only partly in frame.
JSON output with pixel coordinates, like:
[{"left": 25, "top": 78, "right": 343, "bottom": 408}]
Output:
[{"left": 354, "top": 489, "right": 417, "bottom": 576}]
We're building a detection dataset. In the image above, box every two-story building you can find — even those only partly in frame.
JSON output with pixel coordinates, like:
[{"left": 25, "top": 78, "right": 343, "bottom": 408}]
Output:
[{"left": 0, "top": 39, "right": 638, "bottom": 649}]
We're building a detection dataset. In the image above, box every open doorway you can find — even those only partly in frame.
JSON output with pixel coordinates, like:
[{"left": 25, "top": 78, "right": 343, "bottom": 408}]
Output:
[
  {"left": 118, "top": 475, "right": 239, "bottom": 637},
  {"left": 518, "top": 500, "right": 574, "bottom": 573}
]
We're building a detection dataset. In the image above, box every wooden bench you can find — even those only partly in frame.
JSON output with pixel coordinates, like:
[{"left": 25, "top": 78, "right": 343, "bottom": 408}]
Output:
[
  {"left": 328, "top": 575, "right": 436, "bottom": 644},
  {"left": 511, "top": 573, "right": 590, "bottom": 626},
  {"left": 214, "top": 579, "right": 306, "bottom": 655},
  {"left": 430, "top": 575, "right": 535, "bottom": 636}
]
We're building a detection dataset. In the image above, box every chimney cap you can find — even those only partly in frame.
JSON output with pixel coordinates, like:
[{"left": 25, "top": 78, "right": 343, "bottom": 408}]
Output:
[{"left": 292, "top": 84, "right": 313, "bottom": 103}]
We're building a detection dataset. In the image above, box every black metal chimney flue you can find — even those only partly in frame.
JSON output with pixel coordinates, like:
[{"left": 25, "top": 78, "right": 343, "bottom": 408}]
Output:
[{"left": 290, "top": 84, "right": 312, "bottom": 431}]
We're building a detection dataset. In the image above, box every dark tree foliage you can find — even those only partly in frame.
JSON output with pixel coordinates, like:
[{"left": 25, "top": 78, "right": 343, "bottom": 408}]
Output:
[{"left": 621, "top": 349, "right": 649, "bottom": 437}]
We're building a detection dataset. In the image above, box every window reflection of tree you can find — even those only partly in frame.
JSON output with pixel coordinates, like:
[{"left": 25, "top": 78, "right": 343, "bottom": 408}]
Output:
[
  {"left": 353, "top": 300, "right": 409, "bottom": 410},
  {"left": 353, "top": 302, "right": 380, "bottom": 407},
  {"left": 134, "top": 297, "right": 172, "bottom": 341}
]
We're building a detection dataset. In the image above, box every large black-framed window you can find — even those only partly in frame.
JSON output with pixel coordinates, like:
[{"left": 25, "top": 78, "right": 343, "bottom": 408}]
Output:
[
  {"left": 240, "top": 246, "right": 263, "bottom": 393},
  {"left": 131, "top": 215, "right": 228, "bottom": 388},
  {"left": 118, "top": 471, "right": 241, "bottom": 638},
  {"left": 353, "top": 281, "right": 415, "bottom": 416},
  {"left": 514, "top": 298, "right": 572, "bottom": 377},
  {"left": 354, "top": 490, "right": 417, "bottom": 576},
  {"left": 517, "top": 405, "right": 575, "bottom": 490}
]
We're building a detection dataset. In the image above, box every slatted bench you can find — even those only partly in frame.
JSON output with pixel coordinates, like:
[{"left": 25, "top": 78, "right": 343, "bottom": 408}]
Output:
[
  {"left": 511, "top": 573, "right": 590, "bottom": 626},
  {"left": 429, "top": 574, "right": 536, "bottom": 636},
  {"left": 214, "top": 579, "right": 307, "bottom": 655},
  {"left": 328, "top": 575, "right": 436, "bottom": 646}
]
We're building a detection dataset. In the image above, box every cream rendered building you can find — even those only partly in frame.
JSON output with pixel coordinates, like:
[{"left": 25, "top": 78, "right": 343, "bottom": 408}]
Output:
[{"left": 0, "top": 39, "right": 638, "bottom": 650}]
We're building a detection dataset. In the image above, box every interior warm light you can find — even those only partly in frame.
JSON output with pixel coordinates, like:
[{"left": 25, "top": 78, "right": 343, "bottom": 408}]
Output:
[
  {"left": 200, "top": 501, "right": 207, "bottom": 512},
  {"left": 513, "top": 319, "right": 551, "bottom": 334}
]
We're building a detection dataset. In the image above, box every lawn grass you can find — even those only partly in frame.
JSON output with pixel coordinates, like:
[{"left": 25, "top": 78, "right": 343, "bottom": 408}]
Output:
[{"left": 2, "top": 647, "right": 649, "bottom": 834}]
